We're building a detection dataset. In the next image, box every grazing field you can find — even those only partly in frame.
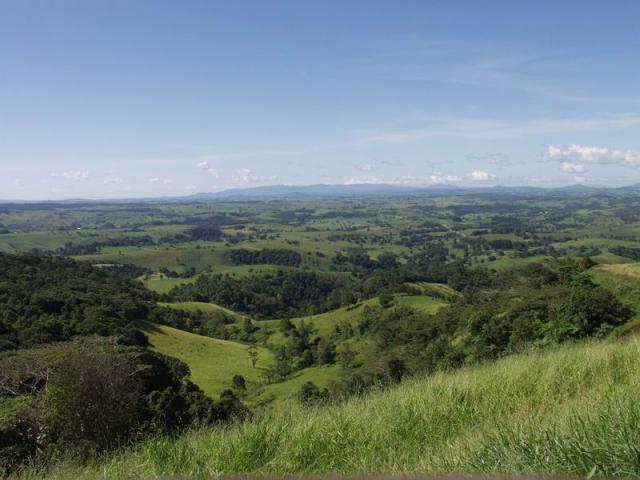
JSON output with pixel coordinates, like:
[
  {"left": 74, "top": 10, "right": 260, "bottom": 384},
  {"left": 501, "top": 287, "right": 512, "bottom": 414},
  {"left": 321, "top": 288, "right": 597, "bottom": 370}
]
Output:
[
  {"left": 35, "top": 338, "right": 640, "bottom": 478},
  {"left": 143, "top": 274, "right": 198, "bottom": 293},
  {"left": 597, "top": 262, "right": 640, "bottom": 280},
  {"left": 252, "top": 364, "right": 343, "bottom": 408},
  {"left": 590, "top": 263, "right": 640, "bottom": 336},
  {"left": 141, "top": 323, "right": 274, "bottom": 399},
  {"left": 259, "top": 294, "right": 448, "bottom": 343},
  {"left": 395, "top": 294, "right": 449, "bottom": 314},
  {"left": 159, "top": 301, "right": 246, "bottom": 320}
]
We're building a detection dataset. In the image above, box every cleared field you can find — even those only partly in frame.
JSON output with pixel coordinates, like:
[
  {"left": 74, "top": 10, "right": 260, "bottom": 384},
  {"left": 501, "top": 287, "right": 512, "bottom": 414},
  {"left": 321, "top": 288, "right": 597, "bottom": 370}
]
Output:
[
  {"left": 251, "top": 364, "right": 342, "bottom": 408},
  {"left": 141, "top": 323, "right": 274, "bottom": 399},
  {"left": 590, "top": 263, "right": 640, "bottom": 336},
  {"left": 143, "top": 274, "right": 197, "bottom": 294},
  {"left": 395, "top": 294, "right": 449, "bottom": 314},
  {"left": 597, "top": 262, "right": 640, "bottom": 280},
  {"left": 159, "top": 301, "right": 246, "bottom": 320},
  {"left": 260, "top": 294, "right": 448, "bottom": 344}
]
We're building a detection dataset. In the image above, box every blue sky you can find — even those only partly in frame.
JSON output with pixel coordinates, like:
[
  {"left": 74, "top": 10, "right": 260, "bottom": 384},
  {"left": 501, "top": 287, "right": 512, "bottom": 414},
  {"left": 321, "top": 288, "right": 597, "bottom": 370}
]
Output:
[{"left": 1, "top": 0, "right": 640, "bottom": 199}]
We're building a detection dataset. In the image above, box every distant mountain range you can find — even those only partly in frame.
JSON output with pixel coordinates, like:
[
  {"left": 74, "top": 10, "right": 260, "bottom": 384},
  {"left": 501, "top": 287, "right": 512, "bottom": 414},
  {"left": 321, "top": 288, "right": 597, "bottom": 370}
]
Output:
[
  {"left": 3, "top": 183, "right": 640, "bottom": 204},
  {"left": 183, "top": 182, "right": 640, "bottom": 200},
  {"left": 184, "top": 183, "right": 427, "bottom": 200}
]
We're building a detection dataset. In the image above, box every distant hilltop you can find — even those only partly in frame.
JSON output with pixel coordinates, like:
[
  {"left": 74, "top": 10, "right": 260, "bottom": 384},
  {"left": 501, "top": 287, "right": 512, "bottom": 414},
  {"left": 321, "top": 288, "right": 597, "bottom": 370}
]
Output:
[
  {"left": 183, "top": 182, "right": 640, "bottom": 201},
  {"left": 3, "top": 182, "right": 640, "bottom": 204}
]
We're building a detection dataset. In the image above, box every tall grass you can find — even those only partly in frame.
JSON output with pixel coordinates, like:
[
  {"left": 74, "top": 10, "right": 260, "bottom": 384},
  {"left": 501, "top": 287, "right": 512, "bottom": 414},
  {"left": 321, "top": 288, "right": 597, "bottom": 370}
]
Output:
[{"left": 25, "top": 338, "right": 640, "bottom": 478}]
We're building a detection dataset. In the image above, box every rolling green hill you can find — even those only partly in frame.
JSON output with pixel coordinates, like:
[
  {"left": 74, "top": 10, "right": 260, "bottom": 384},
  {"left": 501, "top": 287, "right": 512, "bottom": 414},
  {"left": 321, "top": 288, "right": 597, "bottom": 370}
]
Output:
[
  {"left": 590, "top": 262, "right": 640, "bottom": 336},
  {"left": 158, "top": 301, "right": 246, "bottom": 320},
  {"left": 141, "top": 323, "right": 274, "bottom": 399},
  {"left": 41, "top": 338, "right": 640, "bottom": 478},
  {"left": 259, "top": 294, "right": 448, "bottom": 345}
]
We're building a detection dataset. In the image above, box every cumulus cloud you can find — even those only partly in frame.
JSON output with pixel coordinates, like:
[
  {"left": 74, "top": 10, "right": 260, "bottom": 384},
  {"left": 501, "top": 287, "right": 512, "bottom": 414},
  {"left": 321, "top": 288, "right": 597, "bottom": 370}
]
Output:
[
  {"left": 356, "top": 162, "right": 375, "bottom": 172},
  {"left": 103, "top": 177, "right": 124, "bottom": 184},
  {"left": 236, "top": 168, "right": 277, "bottom": 184},
  {"left": 52, "top": 170, "right": 89, "bottom": 181},
  {"left": 345, "top": 170, "right": 495, "bottom": 186},
  {"left": 466, "top": 170, "right": 494, "bottom": 181},
  {"left": 560, "top": 162, "right": 586, "bottom": 173},
  {"left": 549, "top": 144, "right": 640, "bottom": 168},
  {"left": 345, "top": 175, "right": 420, "bottom": 185},
  {"left": 429, "top": 173, "right": 462, "bottom": 183},
  {"left": 148, "top": 177, "right": 171, "bottom": 185},
  {"left": 196, "top": 160, "right": 219, "bottom": 177}
]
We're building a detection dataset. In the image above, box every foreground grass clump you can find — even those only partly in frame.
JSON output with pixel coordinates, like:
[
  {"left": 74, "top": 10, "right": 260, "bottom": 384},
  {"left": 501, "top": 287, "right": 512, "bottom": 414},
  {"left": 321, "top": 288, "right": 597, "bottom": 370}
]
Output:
[{"left": 30, "top": 339, "right": 640, "bottom": 478}]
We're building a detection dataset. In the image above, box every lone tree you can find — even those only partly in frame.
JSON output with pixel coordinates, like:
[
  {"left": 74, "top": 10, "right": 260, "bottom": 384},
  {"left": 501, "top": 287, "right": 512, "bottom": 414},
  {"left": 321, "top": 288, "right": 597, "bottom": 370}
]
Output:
[
  {"left": 247, "top": 344, "right": 259, "bottom": 368},
  {"left": 340, "top": 345, "right": 356, "bottom": 368},
  {"left": 232, "top": 374, "right": 246, "bottom": 391},
  {"left": 387, "top": 357, "right": 406, "bottom": 383}
]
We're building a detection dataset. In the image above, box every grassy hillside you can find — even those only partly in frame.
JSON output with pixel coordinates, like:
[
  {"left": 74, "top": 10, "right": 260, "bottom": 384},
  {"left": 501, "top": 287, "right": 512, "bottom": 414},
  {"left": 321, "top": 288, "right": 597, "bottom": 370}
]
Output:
[
  {"left": 146, "top": 295, "right": 447, "bottom": 410},
  {"left": 158, "top": 301, "right": 246, "bottom": 320},
  {"left": 252, "top": 364, "right": 342, "bottom": 408},
  {"left": 36, "top": 338, "right": 640, "bottom": 478},
  {"left": 260, "top": 293, "right": 448, "bottom": 343},
  {"left": 590, "top": 263, "right": 640, "bottom": 336},
  {"left": 141, "top": 323, "right": 274, "bottom": 399}
]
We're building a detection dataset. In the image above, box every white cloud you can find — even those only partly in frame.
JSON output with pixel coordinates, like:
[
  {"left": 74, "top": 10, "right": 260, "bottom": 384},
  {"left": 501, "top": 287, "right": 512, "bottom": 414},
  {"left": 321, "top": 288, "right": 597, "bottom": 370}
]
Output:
[
  {"left": 429, "top": 173, "right": 463, "bottom": 183},
  {"left": 196, "top": 160, "right": 219, "bottom": 177},
  {"left": 345, "top": 170, "right": 495, "bottom": 186},
  {"left": 560, "top": 162, "right": 586, "bottom": 173},
  {"left": 54, "top": 170, "right": 89, "bottom": 181},
  {"left": 356, "top": 162, "right": 375, "bottom": 172},
  {"left": 467, "top": 170, "right": 494, "bottom": 181},
  {"left": 549, "top": 144, "right": 640, "bottom": 168},
  {"left": 236, "top": 168, "right": 277, "bottom": 184},
  {"left": 103, "top": 176, "right": 124, "bottom": 184},
  {"left": 148, "top": 177, "right": 171, "bottom": 185},
  {"left": 344, "top": 176, "right": 420, "bottom": 185}
]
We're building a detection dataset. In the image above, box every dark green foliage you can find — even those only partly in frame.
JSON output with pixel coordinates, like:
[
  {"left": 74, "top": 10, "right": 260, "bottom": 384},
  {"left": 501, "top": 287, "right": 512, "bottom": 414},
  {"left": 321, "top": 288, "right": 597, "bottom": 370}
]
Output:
[
  {"left": 247, "top": 344, "right": 258, "bottom": 368},
  {"left": 186, "top": 224, "right": 224, "bottom": 241},
  {"left": 0, "top": 253, "right": 159, "bottom": 349},
  {"left": 298, "top": 381, "right": 329, "bottom": 406},
  {"left": 118, "top": 327, "right": 150, "bottom": 347},
  {"left": 232, "top": 374, "right": 246, "bottom": 391},
  {"left": 386, "top": 357, "right": 406, "bottom": 383},
  {"left": 44, "top": 351, "right": 142, "bottom": 456},
  {"left": 554, "top": 275, "right": 631, "bottom": 339},
  {"left": 338, "top": 260, "right": 633, "bottom": 398},
  {"left": 54, "top": 235, "right": 155, "bottom": 255},
  {"left": 229, "top": 248, "right": 302, "bottom": 267},
  {"left": 171, "top": 269, "right": 348, "bottom": 319},
  {"left": 610, "top": 245, "right": 640, "bottom": 261},
  {"left": 339, "top": 345, "right": 356, "bottom": 368},
  {"left": 315, "top": 337, "right": 336, "bottom": 365},
  {"left": 0, "top": 337, "right": 244, "bottom": 472},
  {"left": 378, "top": 293, "right": 394, "bottom": 308}
]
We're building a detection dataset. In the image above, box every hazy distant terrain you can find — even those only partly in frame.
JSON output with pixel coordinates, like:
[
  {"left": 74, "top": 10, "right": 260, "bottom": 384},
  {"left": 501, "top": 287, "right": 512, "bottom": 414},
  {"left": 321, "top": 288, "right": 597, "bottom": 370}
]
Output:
[{"left": 2, "top": 190, "right": 640, "bottom": 477}]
